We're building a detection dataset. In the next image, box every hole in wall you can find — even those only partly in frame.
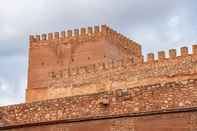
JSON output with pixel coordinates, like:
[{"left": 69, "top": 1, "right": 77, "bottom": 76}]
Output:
[
  {"left": 41, "top": 62, "right": 45, "bottom": 66},
  {"left": 51, "top": 72, "right": 56, "bottom": 79}
]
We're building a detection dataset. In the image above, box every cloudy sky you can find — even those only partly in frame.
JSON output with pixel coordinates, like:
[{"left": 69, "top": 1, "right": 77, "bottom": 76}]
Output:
[{"left": 0, "top": 0, "right": 197, "bottom": 106}]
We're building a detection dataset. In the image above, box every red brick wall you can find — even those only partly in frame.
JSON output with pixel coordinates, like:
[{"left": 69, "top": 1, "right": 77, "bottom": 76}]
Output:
[{"left": 26, "top": 25, "right": 142, "bottom": 102}]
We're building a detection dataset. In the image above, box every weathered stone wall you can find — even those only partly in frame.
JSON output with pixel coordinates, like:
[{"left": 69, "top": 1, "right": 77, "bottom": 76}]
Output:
[
  {"left": 2, "top": 111, "right": 197, "bottom": 131},
  {"left": 27, "top": 25, "right": 142, "bottom": 102},
  {"left": 27, "top": 45, "right": 197, "bottom": 102},
  {"left": 1, "top": 78, "right": 197, "bottom": 128}
]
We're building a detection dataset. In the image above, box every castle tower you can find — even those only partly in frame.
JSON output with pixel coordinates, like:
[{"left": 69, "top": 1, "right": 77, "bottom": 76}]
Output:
[{"left": 26, "top": 25, "right": 142, "bottom": 102}]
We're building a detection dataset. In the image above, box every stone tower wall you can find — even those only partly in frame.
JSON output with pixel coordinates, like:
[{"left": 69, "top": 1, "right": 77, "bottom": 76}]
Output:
[{"left": 26, "top": 25, "right": 142, "bottom": 102}]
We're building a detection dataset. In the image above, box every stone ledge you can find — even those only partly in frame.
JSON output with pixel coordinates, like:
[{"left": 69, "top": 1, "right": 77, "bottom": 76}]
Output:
[{"left": 1, "top": 106, "right": 197, "bottom": 130}]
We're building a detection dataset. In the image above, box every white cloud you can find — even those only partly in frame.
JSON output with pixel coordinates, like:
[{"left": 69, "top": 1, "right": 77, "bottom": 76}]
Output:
[
  {"left": 0, "top": 76, "right": 26, "bottom": 106},
  {"left": 0, "top": 25, "right": 17, "bottom": 40},
  {"left": 0, "top": 78, "right": 8, "bottom": 91},
  {"left": 168, "top": 16, "right": 180, "bottom": 27},
  {"left": 0, "top": 55, "right": 27, "bottom": 106}
]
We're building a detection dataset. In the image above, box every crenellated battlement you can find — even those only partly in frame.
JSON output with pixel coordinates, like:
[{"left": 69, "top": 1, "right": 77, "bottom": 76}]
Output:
[
  {"left": 29, "top": 25, "right": 141, "bottom": 54},
  {"left": 145, "top": 45, "right": 196, "bottom": 63},
  {"left": 29, "top": 25, "right": 104, "bottom": 41},
  {"left": 29, "top": 25, "right": 103, "bottom": 42}
]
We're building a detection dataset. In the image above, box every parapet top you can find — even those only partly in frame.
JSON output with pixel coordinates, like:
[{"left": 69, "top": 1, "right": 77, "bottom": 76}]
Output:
[
  {"left": 29, "top": 25, "right": 141, "bottom": 50},
  {"left": 146, "top": 45, "right": 197, "bottom": 63}
]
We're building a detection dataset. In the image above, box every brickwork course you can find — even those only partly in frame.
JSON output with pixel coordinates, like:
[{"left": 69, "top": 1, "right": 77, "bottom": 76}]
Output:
[{"left": 1, "top": 25, "right": 197, "bottom": 130}]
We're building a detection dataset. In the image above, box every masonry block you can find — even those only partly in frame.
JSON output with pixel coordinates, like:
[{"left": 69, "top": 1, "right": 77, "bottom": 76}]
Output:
[
  {"left": 181, "top": 47, "right": 189, "bottom": 57},
  {"left": 88, "top": 27, "right": 93, "bottom": 34},
  {"left": 158, "top": 51, "right": 165, "bottom": 61},
  {"left": 101, "top": 25, "right": 107, "bottom": 34},
  {"left": 67, "top": 30, "right": 72, "bottom": 37},
  {"left": 61, "top": 31, "right": 66, "bottom": 38},
  {"left": 29, "top": 35, "right": 35, "bottom": 42},
  {"left": 169, "top": 49, "right": 177, "bottom": 59},
  {"left": 36, "top": 35, "right": 40, "bottom": 41},
  {"left": 74, "top": 29, "right": 79, "bottom": 36},
  {"left": 80, "top": 28, "right": 86, "bottom": 36},
  {"left": 147, "top": 53, "right": 154, "bottom": 63},
  {"left": 54, "top": 32, "right": 59, "bottom": 39},
  {"left": 41, "top": 34, "right": 47, "bottom": 40},
  {"left": 136, "top": 56, "right": 144, "bottom": 64},
  {"left": 48, "top": 33, "right": 53, "bottom": 40},
  {"left": 192, "top": 45, "right": 197, "bottom": 55},
  {"left": 94, "top": 26, "right": 100, "bottom": 33}
]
